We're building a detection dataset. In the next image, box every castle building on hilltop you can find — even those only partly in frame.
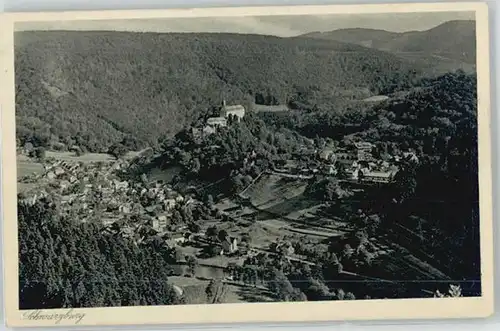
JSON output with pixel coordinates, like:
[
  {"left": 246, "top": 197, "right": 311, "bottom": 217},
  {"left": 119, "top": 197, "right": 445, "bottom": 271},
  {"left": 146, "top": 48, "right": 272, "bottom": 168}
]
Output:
[
  {"left": 220, "top": 99, "right": 245, "bottom": 121},
  {"left": 202, "top": 99, "right": 246, "bottom": 136}
]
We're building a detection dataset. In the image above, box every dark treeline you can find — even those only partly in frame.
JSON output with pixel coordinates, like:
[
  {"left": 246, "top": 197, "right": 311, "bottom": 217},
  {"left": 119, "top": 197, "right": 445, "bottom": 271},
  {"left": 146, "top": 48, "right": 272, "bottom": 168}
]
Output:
[
  {"left": 295, "top": 71, "right": 479, "bottom": 293},
  {"left": 18, "top": 198, "right": 181, "bottom": 309}
]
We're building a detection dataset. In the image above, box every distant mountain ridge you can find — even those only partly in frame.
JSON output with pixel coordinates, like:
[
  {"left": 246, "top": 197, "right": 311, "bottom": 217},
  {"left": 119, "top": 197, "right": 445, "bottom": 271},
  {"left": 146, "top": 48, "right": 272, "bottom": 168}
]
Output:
[{"left": 298, "top": 20, "right": 476, "bottom": 64}]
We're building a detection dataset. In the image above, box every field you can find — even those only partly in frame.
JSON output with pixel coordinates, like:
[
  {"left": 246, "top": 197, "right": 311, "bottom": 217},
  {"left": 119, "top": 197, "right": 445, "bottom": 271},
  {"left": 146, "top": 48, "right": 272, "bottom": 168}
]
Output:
[
  {"left": 17, "top": 159, "right": 44, "bottom": 178},
  {"left": 238, "top": 173, "right": 348, "bottom": 238},
  {"left": 240, "top": 173, "right": 310, "bottom": 210},
  {"left": 362, "top": 95, "right": 389, "bottom": 102},
  {"left": 231, "top": 171, "right": 450, "bottom": 292},
  {"left": 252, "top": 104, "right": 290, "bottom": 113}
]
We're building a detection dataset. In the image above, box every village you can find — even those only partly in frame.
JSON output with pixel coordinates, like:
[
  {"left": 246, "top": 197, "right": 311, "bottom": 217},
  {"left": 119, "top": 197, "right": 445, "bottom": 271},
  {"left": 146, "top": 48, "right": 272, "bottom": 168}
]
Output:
[{"left": 16, "top": 100, "right": 423, "bottom": 304}]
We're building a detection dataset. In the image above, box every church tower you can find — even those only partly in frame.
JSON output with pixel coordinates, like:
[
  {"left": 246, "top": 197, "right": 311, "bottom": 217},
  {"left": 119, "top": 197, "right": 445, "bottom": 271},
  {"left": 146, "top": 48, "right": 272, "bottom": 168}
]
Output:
[{"left": 220, "top": 95, "right": 227, "bottom": 117}]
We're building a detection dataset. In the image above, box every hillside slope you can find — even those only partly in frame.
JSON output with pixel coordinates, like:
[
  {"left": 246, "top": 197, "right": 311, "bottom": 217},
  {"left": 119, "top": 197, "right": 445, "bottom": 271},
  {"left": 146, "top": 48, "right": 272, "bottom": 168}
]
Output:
[
  {"left": 16, "top": 31, "right": 427, "bottom": 152},
  {"left": 300, "top": 20, "right": 476, "bottom": 64}
]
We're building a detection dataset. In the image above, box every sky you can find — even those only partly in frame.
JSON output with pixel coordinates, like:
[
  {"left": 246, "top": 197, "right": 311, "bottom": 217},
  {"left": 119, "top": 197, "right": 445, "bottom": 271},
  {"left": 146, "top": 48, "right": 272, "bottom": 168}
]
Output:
[{"left": 16, "top": 11, "right": 475, "bottom": 37}]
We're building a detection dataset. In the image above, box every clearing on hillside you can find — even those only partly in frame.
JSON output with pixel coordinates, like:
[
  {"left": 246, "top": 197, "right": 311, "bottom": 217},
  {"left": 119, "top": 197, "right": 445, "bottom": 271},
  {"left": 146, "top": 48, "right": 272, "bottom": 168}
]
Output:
[{"left": 239, "top": 173, "right": 310, "bottom": 211}]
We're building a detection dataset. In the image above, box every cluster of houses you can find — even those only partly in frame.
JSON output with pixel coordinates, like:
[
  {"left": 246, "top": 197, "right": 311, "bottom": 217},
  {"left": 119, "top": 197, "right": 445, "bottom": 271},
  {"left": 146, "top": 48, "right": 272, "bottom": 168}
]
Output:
[
  {"left": 271, "top": 140, "right": 402, "bottom": 184},
  {"left": 21, "top": 153, "right": 248, "bottom": 269},
  {"left": 345, "top": 160, "right": 399, "bottom": 184},
  {"left": 20, "top": 159, "right": 128, "bottom": 216},
  {"left": 165, "top": 228, "right": 240, "bottom": 259},
  {"left": 319, "top": 141, "right": 398, "bottom": 184},
  {"left": 317, "top": 140, "right": 418, "bottom": 184},
  {"left": 20, "top": 157, "right": 192, "bottom": 243}
]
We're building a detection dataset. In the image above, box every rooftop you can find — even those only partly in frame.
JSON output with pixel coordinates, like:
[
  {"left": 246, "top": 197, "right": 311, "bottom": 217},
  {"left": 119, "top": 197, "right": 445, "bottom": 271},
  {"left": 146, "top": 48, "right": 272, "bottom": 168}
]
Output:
[
  {"left": 354, "top": 142, "right": 374, "bottom": 149},
  {"left": 365, "top": 171, "right": 393, "bottom": 178},
  {"left": 223, "top": 105, "right": 245, "bottom": 111},
  {"left": 206, "top": 117, "right": 227, "bottom": 126}
]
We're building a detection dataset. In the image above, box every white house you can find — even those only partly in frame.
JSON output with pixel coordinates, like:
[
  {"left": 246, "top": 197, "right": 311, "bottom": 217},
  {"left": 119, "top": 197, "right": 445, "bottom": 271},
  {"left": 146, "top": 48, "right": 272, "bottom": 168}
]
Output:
[
  {"left": 403, "top": 152, "right": 419, "bottom": 164},
  {"left": 203, "top": 125, "right": 216, "bottom": 135},
  {"left": 164, "top": 198, "right": 177, "bottom": 211},
  {"left": 221, "top": 101, "right": 246, "bottom": 121},
  {"left": 206, "top": 117, "right": 227, "bottom": 127},
  {"left": 363, "top": 170, "right": 397, "bottom": 184},
  {"left": 119, "top": 204, "right": 131, "bottom": 214},
  {"left": 221, "top": 237, "right": 238, "bottom": 255}
]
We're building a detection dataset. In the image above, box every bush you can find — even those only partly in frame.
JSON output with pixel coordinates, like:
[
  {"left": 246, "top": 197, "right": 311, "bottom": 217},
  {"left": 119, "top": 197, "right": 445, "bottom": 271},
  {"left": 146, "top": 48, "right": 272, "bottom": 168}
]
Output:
[
  {"left": 109, "top": 143, "right": 129, "bottom": 159},
  {"left": 31, "top": 147, "right": 46, "bottom": 161}
]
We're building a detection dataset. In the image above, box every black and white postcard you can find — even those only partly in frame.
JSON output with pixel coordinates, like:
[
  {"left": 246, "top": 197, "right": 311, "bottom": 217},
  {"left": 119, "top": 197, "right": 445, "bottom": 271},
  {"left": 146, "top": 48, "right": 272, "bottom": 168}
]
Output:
[{"left": 0, "top": 2, "right": 493, "bottom": 327}]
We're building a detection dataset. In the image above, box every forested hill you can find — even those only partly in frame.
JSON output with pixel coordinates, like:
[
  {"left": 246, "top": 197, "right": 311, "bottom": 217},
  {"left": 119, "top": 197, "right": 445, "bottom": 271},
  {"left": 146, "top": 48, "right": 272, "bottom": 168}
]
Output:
[
  {"left": 18, "top": 198, "right": 181, "bottom": 309},
  {"left": 299, "top": 20, "right": 476, "bottom": 64},
  {"left": 18, "top": 30, "right": 431, "bottom": 153}
]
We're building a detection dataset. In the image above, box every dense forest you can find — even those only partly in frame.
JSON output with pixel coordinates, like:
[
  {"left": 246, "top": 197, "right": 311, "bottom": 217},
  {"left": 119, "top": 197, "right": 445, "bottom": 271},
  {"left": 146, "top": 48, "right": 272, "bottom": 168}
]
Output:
[
  {"left": 261, "top": 71, "right": 480, "bottom": 290},
  {"left": 18, "top": 198, "right": 181, "bottom": 309},
  {"left": 15, "top": 27, "right": 471, "bottom": 153}
]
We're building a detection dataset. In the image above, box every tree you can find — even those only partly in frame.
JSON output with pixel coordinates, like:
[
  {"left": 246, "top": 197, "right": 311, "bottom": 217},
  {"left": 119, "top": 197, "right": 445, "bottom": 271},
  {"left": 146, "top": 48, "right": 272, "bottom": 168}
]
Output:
[
  {"left": 335, "top": 288, "right": 345, "bottom": 300},
  {"left": 121, "top": 135, "right": 142, "bottom": 150},
  {"left": 291, "top": 288, "right": 308, "bottom": 302},
  {"left": 217, "top": 229, "right": 229, "bottom": 242},
  {"left": 324, "top": 180, "right": 341, "bottom": 201},
  {"left": 185, "top": 256, "right": 199, "bottom": 277},
  {"left": 24, "top": 142, "right": 34, "bottom": 153},
  {"left": 268, "top": 268, "right": 297, "bottom": 302},
  {"left": 206, "top": 226, "right": 218, "bottom": 242},
  {"left": 74, "top": 147, "right": 84, "bottom": 157},
  {"left": 354, "top": 230, "right": 369, "bottom": 248},
  {"left": 392, "top": 162, "right": 417, "bottom": 203},
  {"left": 342, "top": 244, "right": 354, "bottom": 259},
  {"left": 205, "top": 279, "right": 216, "bottom": 303},
  {"left": 365, "top": 214, "right": 381, "bottom": 235},
  {"left": 109, "top": 143, "right": 129, "bottom": 159},
  {"left": 207, "top": 244, "right": 222, "bottom": 257},
  {"left": 140, "top": 173, "right": 148, "bottom": 185},
  {"left": 305, "top": 178, "right": 346, "bottom": 201},
  {"left": 190, "top": 158, "right": 201, "bottom": 174},
  {"left": 32, "top": 147, "right": 46, "bottom": 161},
  {"left": 306, "top": 279, "right": 330, "bottom": 300},
  {"left": 205, "top": 194, "right": 214, "bottom": 205},
  {"left": 18, "top": 199, "right": 180, "bottom": 309},
  {"left": 434, "top": 284, "right": 462, "bottom": 298},
  {"left": 188, "top": 222, "right": 201, "bottom": 234},
  {"left": 207, "top": 279, "right": 228, "bottom": 303}
]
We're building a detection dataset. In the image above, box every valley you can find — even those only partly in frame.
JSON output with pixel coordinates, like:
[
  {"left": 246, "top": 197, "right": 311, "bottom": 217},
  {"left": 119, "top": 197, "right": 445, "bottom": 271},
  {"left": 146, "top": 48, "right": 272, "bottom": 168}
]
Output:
[{"left": 16, "top": 19, "right": 480, "bottom": 308}]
